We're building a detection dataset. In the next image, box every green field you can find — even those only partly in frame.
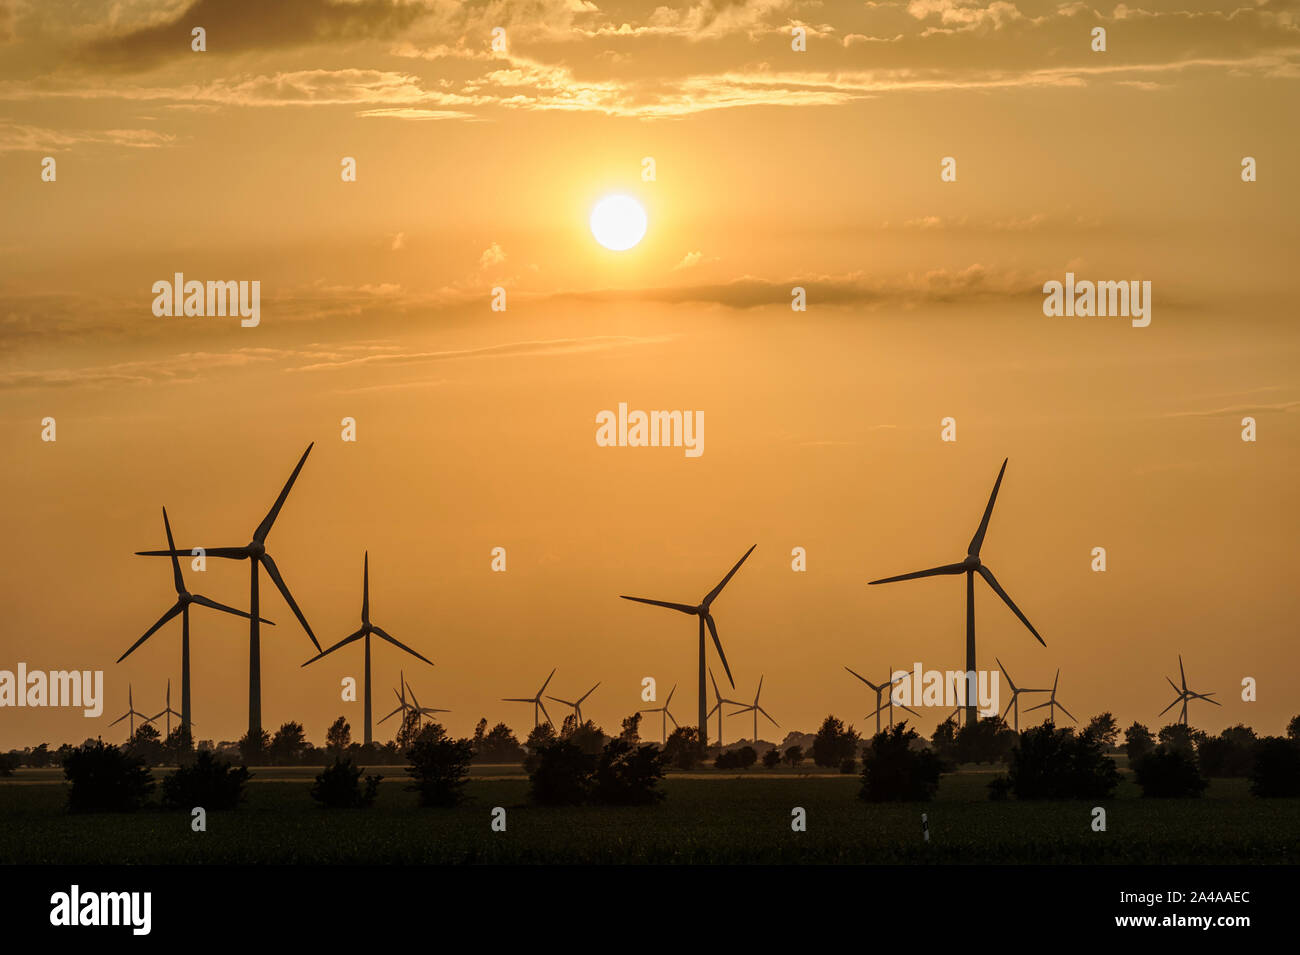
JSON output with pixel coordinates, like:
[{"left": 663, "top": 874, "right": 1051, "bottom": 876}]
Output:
[{"left": 1, "top": 765, "right": 1294, "bottom": 864}]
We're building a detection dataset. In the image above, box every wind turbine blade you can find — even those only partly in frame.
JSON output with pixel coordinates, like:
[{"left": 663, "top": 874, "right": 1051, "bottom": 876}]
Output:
[
  {"left": 665, "top": 684, "right": 676, "bottom": 706},
  {"left": 260, "top": 553, "right": 319, "bottom": 651},
  {"left": 704, "top": 614, "right": 734, "bottom": 688},
  {"left": 995, "top": 657, "right": 1017, "bottom": 692},
  {"left": 378, "top": 705, "right": 403, "bottom": 724},
  {"left": 900, "top": 705, "right": 922, "bottom": 718},
  {"left": 703, "top": 544, "right": 756, "bottom": 606},
  {"left": 1158, "top": 697, "right": 1181, "bottom": 717},
  {"left": 728, "top": 707, "right": 752, "bottom": 718},
  {"left": 868, "top": 562, "right": 966, "bottom": 585},
  {"left": 372, "top": 625, "right": 434, "bottom": 666},
  {"left": 844, "top": 666, "right": 878, "bottom": 690},
  {"left": 117, "top": 601, "right": 184, "bottom": 662},
  {"left": 978, "top": 565, "right": 1045, "bottom": 646},
  {"left": 1025, "top": 701, "right": 1050, "bottom": 713},
  {"left": 109, "top": 713, "right": 128, "bottom": 726},
  {"left": 537, "top": 699, "right": 553, "bottom": 726},
  {"left": 1203, "top": 696, "right": 1222, "bottom": 707},
  {"left": 190, "top": 593, "right": 274, "bottom": 625},
  {"left": 1179, "top": 655, "right": 1186, "bottom": 691},
  {"left": 301, "top": 628, "right": 365, "bottom": 667},
  {"left": 666, "top": 712, "right": 678, "bottom": 728},
  {"left": 545, "top": 696, "right": 575, "bottom": 707},
  {"left": 136, "top": 546, "right": 249, "bottom": 560},
  {"left": 1056, "top": 702, "right": 1076, "bottom": 722},
  {"left": 619, "top": 596, "right": 697, "bottom": 614},
  {"left": 968, "top": 458, "right": 1008, "bottom": 557},
  {"left": 161, "top": 508, "right": 185, "bottom": 595},
  {"left": 578, "top": 682, "right": 600, "bottom": 704},
  {"left": 758, "top": 706, "right": 779, "bottom": 727},
  {"left": 254, "top": 443, "right": 313, "bottom": 543},
  {"left": 502, "top": 697, "right": 532, "bottom": 703},
  {"left": 539, "top": 668, "right": 557, "bottom": 695},
  {"left": 1165, "top": 676, "right": 1182, "bottom": 695},
  {"left": 706, "top": 702, "right": 721, "bottom": 718},
  {"left": 709, "top": 668, "right": 721, "bottom": 699}
]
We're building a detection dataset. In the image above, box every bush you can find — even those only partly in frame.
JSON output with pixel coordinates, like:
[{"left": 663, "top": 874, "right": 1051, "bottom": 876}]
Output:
[
  {"left": 762, "top": 748, "right": 781, "bottom": 768},
  {"left": 839, "top": 757, "right": 857, "bottom": 774},
  {"left": 812, "top": 716, "right": 860, "bottom": 767},
  {"left": 737, "top": 745, "right": 757, "bottom": 769},
  {"left": 1004, "top": 723, "right": 1120, "bottom": 800},
  {"left": 860, "top": 725, "right": 944, "bottom": 802},
  {"left": 1198, "top": 726, "right": 1257, "bottom": 778},
  {"left": 783, "top": 745, "right": 804, "bottom": 767},
  {"left": 0, "top": 752, "right": 17, "bottom": 776},
  {"left": 161, "top": 750, "right": 251, "bottom": 810},
  {"left": 405, "top": 735, "right": 474, "bottom": 807},
  {"left": 955, "top": 717, "right": 1006, "bottom": 764},
  {"left": 714, "top": 749, "right": 742, "bottom": 770},
  {"left": 1124, "top": 722, "right": 1154, "bottom": 763},
  {"left": 1249, "top": 737, "right": 1300, "bottom": 798},
  {"left": 1133, "top": 747, "right": 1208, "bottom": 798},
  {"left": 63, "top": 740, "right": 155, "bottom": 812},
  {"left": 593, "top": 739, "right": 667, "bottom": 805},
  {"left": 311, "top": 758, "right": 381, "bottom": 808},
  {"left": 528, "top": 739, "right": 596, "bottom": 806},
  {"left": 663, "top": 726, "right": 705, "bottom": 770}
]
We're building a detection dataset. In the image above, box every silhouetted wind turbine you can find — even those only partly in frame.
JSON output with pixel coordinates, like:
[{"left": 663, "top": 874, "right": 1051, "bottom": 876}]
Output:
[
  {"left": 621, "top": 545, "right": 756, "bottom": 748},
  {"left": 137, "top": 444, "right": 321, "bottom": 740},
  {"left": 405, "top": 680, "right": 449, "bottom": 727},
  {"left": 704, "top": 667, "right": 742, "bottom": 745},
  {"left": 997, "top": 657, "right": 1048, "bottom": 732},
  {"left": 845, "top": 665, "right": 920, "bottom": 734},
  {"left": 640, "top": 684, "right": 679, "bottom": 744},
  {"left": 109, "top": 684, "right": 154, "bottom": 741},
  {"left": 503, "top": 668, "right": 556, "bottom": 729},
  {"left": 302, "top": 553, "right": 432, "bottom": 745},
  {"left": 729, "top": 675, "right": 779, "bottom": 743},
  {"left": 548, "top": 681, "right": 600, "bottom": 726},
  {"left": 378, "top": 670, "right": 413, "bottom": 726},
  {"left": 149, "top": 679, "right": 186, "bottom": 740},
  {"left": 1024, "top": 669, "right": 1075, "bottom": 724},
  {"left": 869, "top": 459, "right": 1045, "bottom": 727},
  {"left": 121, "top": 507, "right": 271, "bottom": 738},
  {"left": 1160, "top": 655, "right": 1219, "bottom": 726}
]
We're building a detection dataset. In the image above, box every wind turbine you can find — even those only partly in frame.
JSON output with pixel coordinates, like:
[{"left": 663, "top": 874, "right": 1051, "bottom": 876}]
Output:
[
  {"left": 301, "top": 553, "right": 433, "bottom": 745},
  {"left": 548, "top": 681, "right": 600, "bottom": 726},
  {"left": 704, "top": 667, "right": 742, "bottom": 745},
  {"left": 868, "top": 459, "right": 1045, "bottom": 727},
  {"left": 120, "top": 507, "right": 271, "bottom": 738},
  {"left": 1024, "top": 669, "right": 1075, "bottom": 725},
  {"left": 404, "top": 679, "right": 449, "bottom": 728},
  {"left": 729, "top": 675, "right": 779, "bottom": 743},
  {"left": 503, "top": 668, "right": 556, "bottom": 729},
  {"left": 621, "top": 544, "right": 756, "bottom": 749},
  {"left": 109, "top": 684, "right": 155, "bottom": 741},
  {"left": 377, "top": 671, "right": 414, "bottom": 726},
  {"left": 149, "top": 679, "right": 186, "bottom": 740},
  {"left": 1160, "top": 655, "right": 1219, "bottom": 726},
  {"left": 640, "top": 683, "right": 679, "bottom": 744},
  {"left": 845, "top": 665, "right": 920, "bottom": 734},
  {"left": 997, "top": 657, "right": 1048, "bottom": 732},
  {"left": 136, "top": 444, "right": 322, "bottom": 740}
]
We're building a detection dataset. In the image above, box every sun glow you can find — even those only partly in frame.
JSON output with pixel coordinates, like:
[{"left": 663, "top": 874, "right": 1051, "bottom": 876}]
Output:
[{"left": 589, "top": 195, "right": 647, "bottom": 251}]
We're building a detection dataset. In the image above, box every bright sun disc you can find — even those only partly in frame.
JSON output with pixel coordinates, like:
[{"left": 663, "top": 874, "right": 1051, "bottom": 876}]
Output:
[{"left": 590, "top": 195, "right": 647, "bottom": 251}]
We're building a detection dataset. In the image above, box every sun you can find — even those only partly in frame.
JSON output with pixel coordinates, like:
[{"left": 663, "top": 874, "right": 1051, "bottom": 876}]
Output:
[{"left": 590, "top": 194, "right": 647, "bottom": 251}]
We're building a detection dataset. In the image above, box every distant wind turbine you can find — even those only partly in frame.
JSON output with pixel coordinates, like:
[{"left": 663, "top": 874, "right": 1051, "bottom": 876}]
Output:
[
  {"left": 301, "top": 552, "right": 433, "bottom": 745},
  {"left": 120, "top": 507, "right": 271, "bottom": 738},
  {"left": 640, "top": 683, "right": 679, "bottom": 744},
  {"left": 729, "top": 675, "right": 779, "bottom": 743},
  {"left": 149, "top": 679, "right": 186, "bottom": 740},
  {"left": 137, "top": 444, "right": 322, "bottom": 740},
  {"left": 377, "top": 670, "right": 413, "bottom": 726},
  {"left": 621, "top": 545, "right": 756, "bottom": 747},
  {"left": 704, "top": 667, "right": 742, "bottom": 745},
  {"left": 109, "top": 684, "right": 155, "bottom": 741},
  {"left": 404, "top": 679, "right": 449, "bottom": 728},
  {"left": 1024, "top": 669, "right": 1075, "bottom": 725},
  {"left": 1160, "top": 655, "right": 1219, "bottom": 726},
  {"left": 997, "top": 657, "right": 1048, "bottom": 732},
  {"left": 548, "top": 681, "right": 600, "bottom": 726},
  {"left": 845, "top": 665, "right": 920, "bottom": 735},
  {"left": 503, "top": 668, "right": 556, "bottom": 729},
  {"left": 869, "top": 459, "right": 1046, "bottom": 727}
]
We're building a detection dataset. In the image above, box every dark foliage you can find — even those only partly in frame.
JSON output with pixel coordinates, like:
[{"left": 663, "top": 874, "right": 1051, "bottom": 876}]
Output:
[
  {"left": 63, "top": 740, "right": 155, "bottom": 812},
  {"left": 310, "top": 758, "right": 381, "bottom": 808},
  {"left": 1133, "top": 747, "right": 1208, "bottom": 798},
  {"left": 405, "top": 734, "right": 475, "bottom": 807},
  {"left": 1124, "top": 722, "right": 1154, "bottom": 762},
  {"left": 161, "top": 750, "right": 251, "bottom": 810},
  {"left": 593, "top": 738, "right": 667, "bottom": 805},
  {"left": 1249, "top": 737, "right": 1300, "bottom": 798},
  {"left": 1198, "top": 725, "right": 1257, "bottom": 778},
  {"left": 528, "top": 739, "right": 596, "bottom": 806},
  {"left": 663, "top": 726, "right": 705, "bottom": 770},
  {"left": 762, "top": 748, "right": 781, "bottom": 768},
  {"left": 812, "top": 716, "right": 860, "bottom": 767},
  {"left": 860, "top": 724, "right": 944, "bottom": 802},
  {"left": 1003, "top": 722, "right": 1120, "bottom": 800}
]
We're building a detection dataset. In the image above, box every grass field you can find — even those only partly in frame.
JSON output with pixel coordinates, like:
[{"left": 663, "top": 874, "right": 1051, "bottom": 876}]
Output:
[{"left": 1, "top": 764, "right": 1294, "bottom": 864}]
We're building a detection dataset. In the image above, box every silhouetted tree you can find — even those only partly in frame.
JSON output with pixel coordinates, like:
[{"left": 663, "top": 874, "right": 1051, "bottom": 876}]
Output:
[
  {"left": 475, "top": 723, "right": 525, "bottom": 763},
  {"left": 1002, "top": 722, "right": 1120, "bottom": 800},
  {"left": 405, "top": 733, "right": 474, "bottom": 807},
  {"left": 239, "top": 728, "right": 270, "bottom": 766},
  {"left": 1287, "top": 715, "right": 1300, "bottom": 742},
  {"left": 63, "top": 740, "right": 155, "bottom": 812},
  {"left": 24, "top": 743, "right": 52, "bottom": 768},
  {"left": 471, "top": 718, "right": 488, "bottom": 754},
  {"left": 523, "top": 723, "right": 558, "bottom": 772},
  {"left": 566, "top": 719, "right": 607, "bottom": 756},
  {"left": 1157, "top": 723, "right": 1201, "bottom": 757},
  {"left": 163, "top": 726, "right": 194, "bottom": 764},
  {"left": 762, "top": 748, "right": 781, "bottom": 768},
  {"left": 161, "top": 750, "right": 251, "bottom": 810},
  {"left": 860, "top": 725, "right": 944, "bottom": 802},
  {"left": 269, "top": 721, "right": 308, "bottom": 765},
  {"left": 126, "top": 724, "right": 164, "bottom": 766},
  {"left": 1124, "top": 722, "right": 1154, "bottom": 763},
  {"left": 311, "top": 758, "right": 381, "bottom": 808},
  {"left": 714, "top": 749, "right": 742, "bottom": 769},
  {"left": 528, "top": 739, "right": 596, "bottom": 806},
  {"left": 593, "top": 738, "right": 666, "bottom": 805},
  {"left": 325, "top": 716, "right": 351, "bottom": 760},
  {"left": 1133, "top": 747, "right": 1208, "bottom": 797},
  {"left": 619, "top": 712, "right": 642, "bottom": 746},
  {"left": 1249, "top": 736, "right": 1300, "bottom": 798},
  {"left": 0, "top": 752, "right": 16, "bottom": 776},
  {"left": 929, "top": 719, "right": 958, "bottom": 763},
  {"left": 1198, "top": 725, "right": 1257, "bottom": 778},
  {"left": 395, "top": 710, "right": 422, "bottom": 751},
  {"left": 663, "top": 726, "right": 705, "bottom": 770},
  {"left": 783, "top": 745, "right": 804, "bottom": 767},
  {"left": 812, "top": 716, "right": 860, "bottom": 768},
  {"left": 955, "top": 716, "right": 1005, "bottom": 764},
  {"left": 1086, "top": 712, "right": 1120, "bottom": 751}
]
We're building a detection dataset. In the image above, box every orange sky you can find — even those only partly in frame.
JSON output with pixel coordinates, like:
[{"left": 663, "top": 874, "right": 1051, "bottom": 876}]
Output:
[{"left": 1, "top": 0, "right": 1297, "bottom": 748}]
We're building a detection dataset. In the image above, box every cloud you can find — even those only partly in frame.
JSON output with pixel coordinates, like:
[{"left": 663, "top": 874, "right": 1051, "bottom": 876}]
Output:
[
  {"left": 0, "top": 122, "right": 175, "bottom": 152},
  {"left": 289, "top": 335, "right": 673, "bottom": 373}
]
